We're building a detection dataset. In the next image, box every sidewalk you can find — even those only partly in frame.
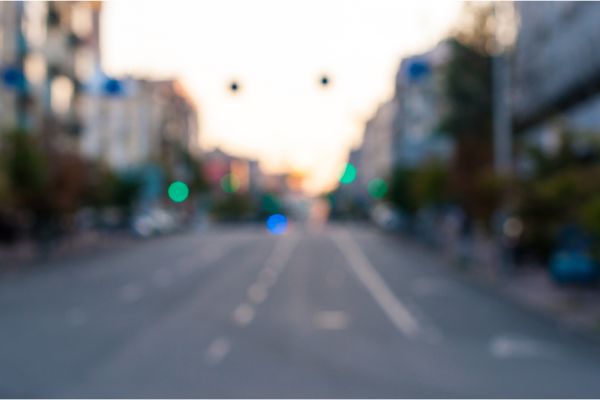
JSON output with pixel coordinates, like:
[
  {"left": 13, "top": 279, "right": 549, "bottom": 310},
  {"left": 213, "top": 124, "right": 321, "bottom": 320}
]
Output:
[
  {"left": 500, "top": 267, "right": 600, "bottom": 334},
  {"left": 0, "top": 229, "right": 136, "bottom": 273},
  {"left": 404, "top": 221, "right": 600, "bottom": 337},
  {"left": 450, "top": 232, "right": 600, "bottom": 337}
]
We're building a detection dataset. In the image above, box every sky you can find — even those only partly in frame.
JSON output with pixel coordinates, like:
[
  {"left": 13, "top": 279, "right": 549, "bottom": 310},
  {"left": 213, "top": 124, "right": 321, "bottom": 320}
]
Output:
[{"left": 101, "top": 0, "right": 462, "bottom": 194}]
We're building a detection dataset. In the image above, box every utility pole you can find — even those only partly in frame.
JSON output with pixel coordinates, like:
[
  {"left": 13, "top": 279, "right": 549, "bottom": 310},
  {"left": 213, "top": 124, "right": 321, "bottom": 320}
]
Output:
[{"left": 492, "top": 2, "right": 516, "bottom": 176}]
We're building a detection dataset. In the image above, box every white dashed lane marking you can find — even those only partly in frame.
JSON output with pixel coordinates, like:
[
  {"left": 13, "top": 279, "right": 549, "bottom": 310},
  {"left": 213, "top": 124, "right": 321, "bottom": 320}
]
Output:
[
  {"left": 490, "top": 334, "right": 562, "bottom": 359},
  {"left": 333, "top": 230, "right": 421, "bottom": 338},
  {"left": 207, "top": 235, "right": 299, "bottom": 365},
  {"left": 232, "top": 303, "right": 255, "bottom": 327},
  {"left": 205, "top": 337, "right": 231, "bottom": 365},
  {"left": 314, "top": 311, "right": 350, "bottom": 330},
  {"left": 247, "top": 283, "right": 268, "bottom": 305}
]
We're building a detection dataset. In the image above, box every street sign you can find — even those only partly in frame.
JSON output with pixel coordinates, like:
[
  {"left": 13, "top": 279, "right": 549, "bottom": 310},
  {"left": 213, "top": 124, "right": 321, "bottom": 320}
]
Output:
[{"left": 1, "top": 66, "right": 26, "bottom": 91}]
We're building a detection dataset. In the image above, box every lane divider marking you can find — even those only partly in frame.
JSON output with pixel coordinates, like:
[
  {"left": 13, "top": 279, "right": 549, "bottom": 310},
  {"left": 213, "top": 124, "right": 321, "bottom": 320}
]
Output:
[
  {"left": 205, "top": 337, "right": 231, "bottom": 365},
  {"left": 332, "top": 230, "right": 420, "bottom": 338}
]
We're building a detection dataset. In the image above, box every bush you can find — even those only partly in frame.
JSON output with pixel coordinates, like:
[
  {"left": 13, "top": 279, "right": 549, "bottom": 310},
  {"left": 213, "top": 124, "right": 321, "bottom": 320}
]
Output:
[
  {"left": 411, "top": 161, "right": 450, "bottom": 208},
  {"left": 387, "top": 161, "right": 453, "bottom": 215},
  {"left": 515, "top": 129, "right": 600, "bottom": 260},
  {"left": 83, "top": 164, "right": 141, "bottom": 213},
  {"left": 1, "top": 130, "right": 145, "bottom": 238},
  {"left": 210, "top": 193, "right": 255, "bottom": 221},
  {"left": 0, "top": 130, "right": 46, "bottom": 210},
  {"left": 387, "top": 167, "right": 417, "bottom": 214},
  {"left": 0, "top": 160, "right": 9, "bottom": 208},
  {"left": 579, "top": 195, "right": 600, "bottom": 239}
]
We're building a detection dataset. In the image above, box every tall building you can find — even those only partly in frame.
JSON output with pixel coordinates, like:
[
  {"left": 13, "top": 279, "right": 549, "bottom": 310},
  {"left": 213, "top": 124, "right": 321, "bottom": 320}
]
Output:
[
  {"left": 203, "top": 148, "right": 266, "bottom": 196},
  {"left": 81, "top": 78, "right": 199, "bottom": 170},
  {"left": 1, "top": 2, "right": 32, "bottom": 130},
  {"left": 357, "top": 99, "right": 398, "bottom": 189},
  {"left": 512, "top": 2, "right": 600, "bottom": 162},
  {"left": 1, "top": 1, "right": 202, "bottom": 213},
  {"left": 347, "top": 40, "right": 453, "bottom": 205},
  {"left": 0, "top": 1, "right": 102, "bottom": 146},
  {"left": 392, "top": 41, "right": 453, "bottom": 168}
]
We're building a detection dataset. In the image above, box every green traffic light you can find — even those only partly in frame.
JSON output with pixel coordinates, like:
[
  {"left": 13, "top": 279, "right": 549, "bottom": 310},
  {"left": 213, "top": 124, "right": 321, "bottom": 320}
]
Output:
[
  {"left": 339, "top": 163, "right": 357, "bottom": 184},
  {"left": 368, "top": 178, "right": 388, "bottom": 199},
  {"left": 168, "top": 181, "right": 189, "bottom": 203}
]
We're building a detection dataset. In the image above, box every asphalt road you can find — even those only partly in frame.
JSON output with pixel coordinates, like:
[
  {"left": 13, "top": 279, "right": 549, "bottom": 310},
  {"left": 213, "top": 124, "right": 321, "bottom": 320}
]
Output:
[{"left": 1, "top": 223, "right": 600, "bottom": 398}]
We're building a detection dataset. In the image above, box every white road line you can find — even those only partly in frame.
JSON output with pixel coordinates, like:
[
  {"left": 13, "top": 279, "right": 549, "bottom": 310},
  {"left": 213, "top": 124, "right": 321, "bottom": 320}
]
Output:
[
  {"left": 205, "top": 337, "right": 231, "bottom": 365},
  {"left": 333, "top": 230, "right": 420, "bottom": 338},
  {"left": 232, "top": 236, "right": 298, "bottom": 328},
  {"left": 314, "top": 310, "right": 350, "bottom": 330},
  {"left": 263, "top": 236, "right": 298, "bottom": 272},
  {"left": 254, "top": 235, "right": 298, "bottom": 289},
  {"left": 489, "top": 334, "right": 561, "bottom": 359},
  {"left": 247, "top": 282, "right": 268, "bottom": 304},
  {"left": 232, "top": 303, "right": 255, "bottom": 327},
  {"left": 259, "top": 266, "right": 277, "bottom": 280},
  {"left": 258, "top": 270, "right": 278, "bottom": 287}
]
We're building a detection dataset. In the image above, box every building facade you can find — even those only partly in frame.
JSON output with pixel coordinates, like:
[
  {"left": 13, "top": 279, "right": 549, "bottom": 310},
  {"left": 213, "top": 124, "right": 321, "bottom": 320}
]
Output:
[
  {"left": 1, "top": 1, "right": 102, "bottom": 146},
  {"left": 512, "top": 2, "right": 600, "bottom": 170},
  {"left": 392, "top": 41, "right": 453, "bottom": 168}
]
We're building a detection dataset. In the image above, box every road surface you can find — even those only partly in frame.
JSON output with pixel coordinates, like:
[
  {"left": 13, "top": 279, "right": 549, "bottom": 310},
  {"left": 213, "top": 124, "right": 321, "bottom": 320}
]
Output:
[{"left": 1, "top": 223, "right": 600, "bottom": 398}]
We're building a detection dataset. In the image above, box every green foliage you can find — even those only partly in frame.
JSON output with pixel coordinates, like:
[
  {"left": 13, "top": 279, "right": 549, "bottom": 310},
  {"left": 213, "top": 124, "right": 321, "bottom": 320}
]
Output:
[
  {"left": 526, "top": 130, "right": 600, "bottom": 179},
  {"left": 259, "top": 193, "right": 283, "bottom": 216},
  {"left": 387, "top": 161, "right": 454, "bottom": 215},
  {"left": 181, "top": 149, "right": 209, "bottom": 194},
  {"left": 515, "top": 129, "right": 600, "bottom": 259},
  {"left": 579, "top": 195, "right": 600, "bottom": 240},
  {"left": 431, "top": 4, "right": 495, "bottom": 224},
  {"left": 411, "top": 161, "right": 450, "bottom": 207},
  {"left": 0, "top": 167, "right": 8, "bottom": 207},
  {"left": 210, "top": 193, "right": 255, "bottom": 221},
  {"left": 0, "top": 130, "right": 47, "bottom": 208},
  {"left": 387, "top": 167, "right": 417, "bottom": 214},
  {"left": 472, "top": 168, "right": 512, "bottom": 226},
  {"left": 84, "top": 164, "right": 141, "bottom": 212},
  {"left": 0, "top": 129, "right": 145, "bottom": 237},
  {"left": 438, "top": 38, "right": 493, "bottom": 140},
  {"left": 112, "top": 175, "right": 142, "bottom": 211},
  {"left": 520, "top": 171, "right": 581, "bottom": 258}
]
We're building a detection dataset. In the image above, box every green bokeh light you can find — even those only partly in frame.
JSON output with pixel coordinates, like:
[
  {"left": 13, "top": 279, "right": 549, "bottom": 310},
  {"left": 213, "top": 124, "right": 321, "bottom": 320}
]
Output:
[
  {"left": 220, "top": 173, "right": 240, "bottom": 193},
  {"left": 339, "top": 163, "right": 357, "bottom": 184},
  {"left": 168, "top": 181, "right": 189, "bottom": 203},
  {"left": 368, "top": 178, "right": 388, "bottom": 199}
]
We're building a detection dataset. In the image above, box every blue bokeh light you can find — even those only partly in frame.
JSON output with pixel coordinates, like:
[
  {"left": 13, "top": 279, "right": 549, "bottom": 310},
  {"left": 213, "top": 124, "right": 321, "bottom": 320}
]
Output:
[{"left": 266, "top": 214, "right": 288, "bottom": 235}]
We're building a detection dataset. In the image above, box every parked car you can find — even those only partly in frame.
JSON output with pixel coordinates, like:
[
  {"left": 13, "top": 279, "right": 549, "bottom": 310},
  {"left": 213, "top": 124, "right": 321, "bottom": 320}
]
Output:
[
  {"left": 132, "top": 208, "right": 179, "bottom": 238},
  {"left": 370, "top": 204, "right": 403, "bottom": 232}
]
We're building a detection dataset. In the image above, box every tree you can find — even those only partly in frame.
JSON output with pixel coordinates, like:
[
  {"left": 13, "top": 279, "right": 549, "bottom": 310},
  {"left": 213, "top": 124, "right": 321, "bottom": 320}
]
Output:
[
  {"left": 386, "top": 167, "right": 417, "bottom": 215},
  {"left": 438, "top": 2, "right": 496, "bottom": 220},
  {"left": 411, "top": 161, "right": 450, "bottom": 208},
  {"left": 1, "top": 130, "right": 46, "bottom": 210}
]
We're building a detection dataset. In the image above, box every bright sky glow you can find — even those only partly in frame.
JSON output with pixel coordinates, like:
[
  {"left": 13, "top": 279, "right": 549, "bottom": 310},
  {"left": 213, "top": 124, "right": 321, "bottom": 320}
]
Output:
[{"left": 102, "top": 0, "right": 462, "bottom": 194}]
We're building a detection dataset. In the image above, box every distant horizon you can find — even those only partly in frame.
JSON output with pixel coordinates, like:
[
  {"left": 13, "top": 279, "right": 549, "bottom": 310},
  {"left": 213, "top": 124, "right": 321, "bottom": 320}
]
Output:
[{"left": 101, "top": 0, "right": 462, "bottom": 194}]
